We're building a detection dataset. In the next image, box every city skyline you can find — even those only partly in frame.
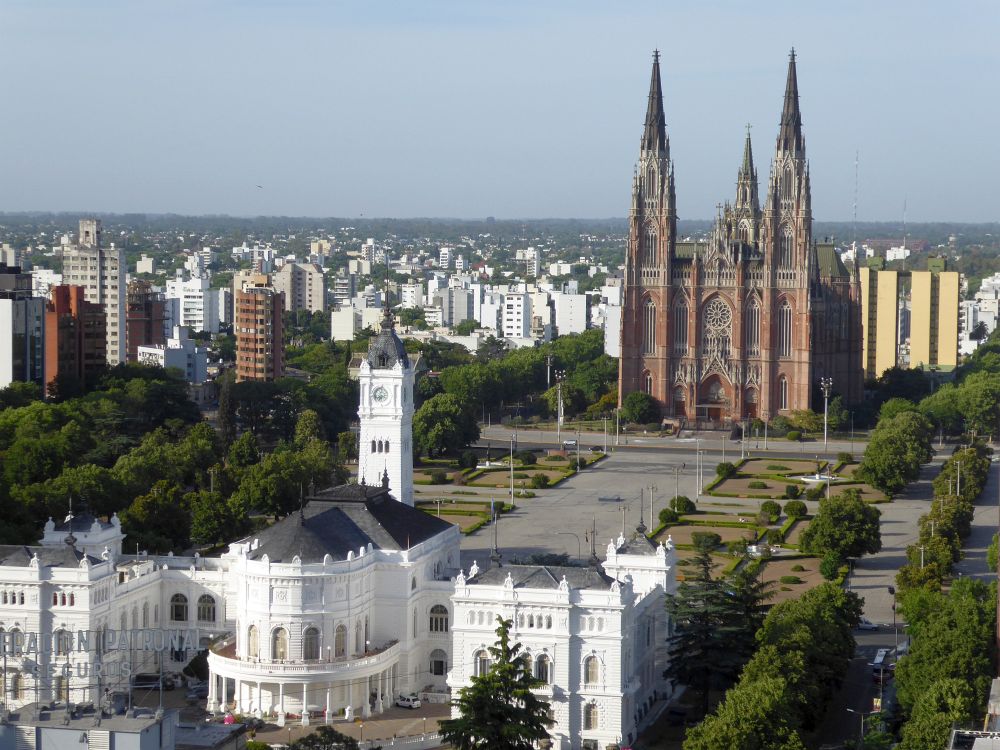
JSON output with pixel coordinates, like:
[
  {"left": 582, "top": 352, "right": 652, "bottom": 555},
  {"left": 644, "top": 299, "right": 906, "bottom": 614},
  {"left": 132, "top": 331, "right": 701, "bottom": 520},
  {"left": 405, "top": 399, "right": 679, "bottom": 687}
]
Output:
[{"left": 1, "top": 0, "right": 996, "bottom": 222}]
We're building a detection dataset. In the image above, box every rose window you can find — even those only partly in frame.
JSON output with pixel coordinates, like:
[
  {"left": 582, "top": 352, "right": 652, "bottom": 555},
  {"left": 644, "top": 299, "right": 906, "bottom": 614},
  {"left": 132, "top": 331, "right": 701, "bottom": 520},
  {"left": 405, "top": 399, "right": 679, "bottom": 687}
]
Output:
[{"left": 702, "top": 298, "right": 733, "bottom": 354}]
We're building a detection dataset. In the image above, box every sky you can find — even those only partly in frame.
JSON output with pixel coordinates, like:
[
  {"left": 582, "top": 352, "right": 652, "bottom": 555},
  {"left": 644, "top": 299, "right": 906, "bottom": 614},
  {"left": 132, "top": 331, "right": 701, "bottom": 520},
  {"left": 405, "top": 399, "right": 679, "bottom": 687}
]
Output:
[{"left": 1, "top": 0, "right": 997, "bottom": 222}]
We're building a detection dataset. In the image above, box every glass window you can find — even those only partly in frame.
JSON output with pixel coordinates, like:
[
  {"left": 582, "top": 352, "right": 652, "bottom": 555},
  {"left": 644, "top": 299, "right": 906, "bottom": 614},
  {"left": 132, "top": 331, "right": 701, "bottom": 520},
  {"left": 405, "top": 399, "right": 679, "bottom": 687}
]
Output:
[
  {"left": 535, "top": 654, "right": 551, "bottom": 684},
  {"left": 271, "top": 628, "right": 288, "bottom": 661},
  {"left": 170, "top": 594, "right": 188, "bottom": 622},
  {"left": 430, "top": 605, "right": 449, "bottom": 633},
  {"left": 303, "top": 627, "right": 320, "bottom": 661},
  {"left": 247, "top": 626, "right": 259, "bottom": 659},
  {"left": 584, "top": 655, "right": 599, "bottom": 685},
  {"left": 197, "top": 595, "right": 216, "bottom": 623}
]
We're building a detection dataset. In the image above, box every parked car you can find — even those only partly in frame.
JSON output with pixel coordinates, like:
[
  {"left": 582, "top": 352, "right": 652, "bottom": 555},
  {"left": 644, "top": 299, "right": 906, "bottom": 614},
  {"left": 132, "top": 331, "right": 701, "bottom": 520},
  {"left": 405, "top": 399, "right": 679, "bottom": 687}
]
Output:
[
  {"left": 132, "top": 673, "right": 173, "bottom": 691},
  {"left": 396, "top": 694, "right": 421, "bottom": 709},
  {"left": 856, "top": 617, "right": 879, "bottom": 631}
]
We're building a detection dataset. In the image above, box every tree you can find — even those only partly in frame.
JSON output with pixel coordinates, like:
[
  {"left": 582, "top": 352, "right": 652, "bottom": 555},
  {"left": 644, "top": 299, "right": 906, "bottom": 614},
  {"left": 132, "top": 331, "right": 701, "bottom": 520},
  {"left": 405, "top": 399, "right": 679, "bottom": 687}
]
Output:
[
  {"left": 0, "top": 382, "right": 41, "bottom": 410},
  {"left": 669, "top": 495, "right": 695, "bottom": 513},
  {"left": 970, "top": 320, "right": 989, "bottom": 342},
  {"left": 683, "top": 676, "right": 806, "bottom": 750},
  {"left": 289, "top": 726, "right": 360, "bottom": 750},
  {"left": 878, "top": 397, "right": 917, "bottom": 422},
  {"left": 413, "top": 393, "right": 480, "bottom": 457},
  {"left": 336, "top": 430, "right": 358, "bottom": 463},
  {"left": 454, "top": 319, "right": 479, "bottom": 335},
  {"left": 188, "top": 490, "right": 238, "bottom": 546},
  {"left": 120, "top": 480, "right": 190, "bottom": 553},
  {"left": 217, "top": 372, "right": 236, "bottom": 447},
  {"left": 294, "top": 408, "right": 325, "bottom": 446},
  {"left": 439, "top": 617, "right": 554, "bottom": 750},
  {"left": 898, "top": 678, "right": 976, "bottom": 750},
  {"left": 621, "top": 391, "right": 658, "bottom": 424},
  {"left": 799, "top": 490, "right": 881, "bottom": 560},
  {"left": 783, "top": 500, "right": 807, "bottom": 519}
]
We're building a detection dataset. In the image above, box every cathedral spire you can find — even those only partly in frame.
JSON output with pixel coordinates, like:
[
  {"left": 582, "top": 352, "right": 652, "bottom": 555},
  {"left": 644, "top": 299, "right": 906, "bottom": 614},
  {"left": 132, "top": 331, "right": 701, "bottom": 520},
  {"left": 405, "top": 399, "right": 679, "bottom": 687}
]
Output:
[
  {"left": 741, "top": 124, "right": 755, "bottom": 178},
  {"left": 735, "top": 125, "right": 760, "bottom": 215},
  {"left": 641, "top": 50, "right": 667, "bottom": 154},
  {"left": 777, "top": 48, "right": 804, "bottom": 155}
]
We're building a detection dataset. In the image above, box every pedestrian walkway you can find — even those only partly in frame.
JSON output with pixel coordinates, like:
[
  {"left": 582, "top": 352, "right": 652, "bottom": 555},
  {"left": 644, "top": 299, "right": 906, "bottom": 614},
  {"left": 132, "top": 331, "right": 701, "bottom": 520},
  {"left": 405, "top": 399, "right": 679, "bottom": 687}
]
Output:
[{"left": 953, "top": 460, "right": 999, "bottom": 581}]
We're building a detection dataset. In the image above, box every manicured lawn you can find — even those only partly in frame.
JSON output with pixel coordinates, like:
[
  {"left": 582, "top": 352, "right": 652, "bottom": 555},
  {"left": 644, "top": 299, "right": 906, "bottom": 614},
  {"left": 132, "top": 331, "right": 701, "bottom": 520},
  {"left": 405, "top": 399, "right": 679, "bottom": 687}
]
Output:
[
  {"left": 836, "top": 462, "right": 861, "bottom": 478},
  {"left": 710, "top": 476, "right": 796, "bottom": 498},
  {"left": 674, "top": 553, "right": 733, "bottom": 581},
  {"left": 740, "top": 458, "right": 822, "bottom": 476},
  {"left": 654, "top": 524, "right": 759, "bottom": 547},
  {"left": 467, "top": 468, "right": 567, "bottom": 487},
  {"left": 784, "top": 518, "right": 810, "bottom": 546},
  {"left": 413, "top": 469, "right": 463, "bottom": 483},
  {"left": 759, "top": 556, "right": 826, "bottom": 605}
]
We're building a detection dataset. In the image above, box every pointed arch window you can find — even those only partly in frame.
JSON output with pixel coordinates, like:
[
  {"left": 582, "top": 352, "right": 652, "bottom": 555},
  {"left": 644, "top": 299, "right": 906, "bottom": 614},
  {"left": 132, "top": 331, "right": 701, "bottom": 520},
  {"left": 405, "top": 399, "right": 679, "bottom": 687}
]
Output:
[
  {"left": 643, "top": 227, "right": 658, "bottom": 268},
  {"left": 247, "top": 625, "right": 259, "bottom": 659},
  {"left": 673, "top": 299, "right": 688, "bottom": 353},
  {"left": 584, "top": 655, "right": 600, "bottom": 685},
  {"left": 781, "top": 164, "right": 794, "bottom": 201},
  {"left": 701, "top": 297, "right": 733, "bottom": 356},
  {"left": 303, "top": 627, "right": 320, "bottom": 661},
  {"left": 643, "top": 373, "right": 653, "bottom": 395},
  {"left": 271, "top": 627, "right": 288, "bottom": 661},
  {"left": 778, "top": 227, "right": 793, "bottom": 268},
  {"left": 335, "top": 624, "right": 346, "bottom": 658},
  {"left": 643, "top": 299, "right": 656, "bottom": 355},
  {"left": 778, "top": 377, "right": 789, "bottom": 411},
  {"left": 777, "top": 300, "right": 793, "bottom": 357},
  {"left": 745, "top": 299, "right": 761, "bottom": 355}
]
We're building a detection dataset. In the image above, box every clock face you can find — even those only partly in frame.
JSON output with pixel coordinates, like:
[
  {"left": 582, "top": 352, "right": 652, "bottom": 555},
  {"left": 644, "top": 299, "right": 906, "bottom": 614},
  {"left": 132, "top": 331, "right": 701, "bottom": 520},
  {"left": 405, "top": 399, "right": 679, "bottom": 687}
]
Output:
[{"left": 372, "top": 386, "right": 389, "bottom": 404}]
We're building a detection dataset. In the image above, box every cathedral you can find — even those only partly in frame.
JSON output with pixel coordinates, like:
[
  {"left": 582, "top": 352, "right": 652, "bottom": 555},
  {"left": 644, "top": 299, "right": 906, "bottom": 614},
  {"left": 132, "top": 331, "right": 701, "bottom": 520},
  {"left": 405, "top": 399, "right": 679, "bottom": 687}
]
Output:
[{"left": 618, "top": 51, "right": 863, "bottom": 425}]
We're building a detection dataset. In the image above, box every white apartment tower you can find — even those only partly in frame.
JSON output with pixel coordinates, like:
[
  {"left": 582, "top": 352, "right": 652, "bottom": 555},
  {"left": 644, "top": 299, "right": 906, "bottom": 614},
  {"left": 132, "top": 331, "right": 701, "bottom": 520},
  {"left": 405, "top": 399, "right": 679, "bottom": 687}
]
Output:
[
  {"left": 357, "top": 308, "right": 414, "bottom": 505},
  {"left": 62, "top": 219, "right": 126, "bottom": 365}
]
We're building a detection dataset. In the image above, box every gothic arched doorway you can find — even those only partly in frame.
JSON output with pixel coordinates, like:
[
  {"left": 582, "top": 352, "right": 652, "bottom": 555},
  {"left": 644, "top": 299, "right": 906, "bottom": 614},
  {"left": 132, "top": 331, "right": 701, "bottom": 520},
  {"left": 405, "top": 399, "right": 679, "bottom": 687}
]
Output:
[{"left": 698, "top": 375, "right": 732, "bottom": 424}]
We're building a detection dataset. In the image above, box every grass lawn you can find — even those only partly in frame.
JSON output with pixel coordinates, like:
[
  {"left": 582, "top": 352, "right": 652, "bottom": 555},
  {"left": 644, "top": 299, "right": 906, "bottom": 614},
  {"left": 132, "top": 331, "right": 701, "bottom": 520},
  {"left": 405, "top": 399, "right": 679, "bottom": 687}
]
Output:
[
  {"left": 673, "top": 552, "right": 734, "bottom": 581},
  {"left": 467, "top": 468, "right": 567, "bottom": 487},
  {"left": 760, "top": 556, "right": 826, "bottom": 605},
  {"left": 784, "top": 518, "right": 811, "bottom": 547},
  {"left": 654, "top": 524, "right": 759, "bottom": 548},
  {"left": 740, "top": 458, "right": 823, "bottom": 476},
  {"left": 709, "top": 476, "right": 796, "bottom": 498}
]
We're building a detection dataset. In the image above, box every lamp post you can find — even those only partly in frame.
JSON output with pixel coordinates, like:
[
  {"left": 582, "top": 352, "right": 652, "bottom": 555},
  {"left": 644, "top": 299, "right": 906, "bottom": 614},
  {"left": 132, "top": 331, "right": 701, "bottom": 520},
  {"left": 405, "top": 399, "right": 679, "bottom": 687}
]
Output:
[
  {"left": 555, "top": 369, "right": 566, "bottom": 445},
  {"left": 820, "top": 377, "right": 833, "bottom": 451},
  {"left": 647, "top": 484, "right": 657, "bottom": 526},
  {"left": 603, "top": 416, "right": 608, "bottom": 454},
  {"left": 672, "top": 464, "right": 686, "bottom": 506},
  {"left": 557, "top": 532, "right": 581, "bottom": 559},
  {"left": 845, "top": 708, "right": 868, "bottom": 750}
]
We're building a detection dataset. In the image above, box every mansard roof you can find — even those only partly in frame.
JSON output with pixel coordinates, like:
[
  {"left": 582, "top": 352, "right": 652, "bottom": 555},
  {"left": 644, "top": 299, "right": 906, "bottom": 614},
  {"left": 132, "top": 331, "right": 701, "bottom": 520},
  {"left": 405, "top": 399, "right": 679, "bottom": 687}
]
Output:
[
  {"left": 366, "top": 308, "right": 410, "bottom": 369},
  {"left": 52, "top": 512, "right": 113, "bottom": 533},
  {"left": 615, "top": 530, "right": 659, "bottom": 556},
  {"left": 242, "top": 484, "right": 452, "bottom": 563},
  {"left": 469, "top": 564, "right": 614, "bottom": 591},
  {"left": 0, "top": 545, "right": 99, "bottom": 568}
]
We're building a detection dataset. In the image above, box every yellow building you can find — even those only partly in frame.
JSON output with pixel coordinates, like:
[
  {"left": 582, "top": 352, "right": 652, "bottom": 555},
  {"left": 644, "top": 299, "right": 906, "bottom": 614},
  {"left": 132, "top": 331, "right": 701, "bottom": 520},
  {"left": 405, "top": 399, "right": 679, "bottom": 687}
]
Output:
[{"left": 859, "top": 258, "right": 959, "bottom": 380}]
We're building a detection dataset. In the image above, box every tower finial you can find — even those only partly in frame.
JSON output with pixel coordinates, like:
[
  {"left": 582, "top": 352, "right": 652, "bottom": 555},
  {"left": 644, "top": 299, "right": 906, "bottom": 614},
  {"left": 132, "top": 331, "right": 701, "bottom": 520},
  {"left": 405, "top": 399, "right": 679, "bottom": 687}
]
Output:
[
  {"left": 641, "top": 50, "right": 667, "bottom": 154},
  {"left": 777, "top": 49, "right": 804, "bottom": 155}
]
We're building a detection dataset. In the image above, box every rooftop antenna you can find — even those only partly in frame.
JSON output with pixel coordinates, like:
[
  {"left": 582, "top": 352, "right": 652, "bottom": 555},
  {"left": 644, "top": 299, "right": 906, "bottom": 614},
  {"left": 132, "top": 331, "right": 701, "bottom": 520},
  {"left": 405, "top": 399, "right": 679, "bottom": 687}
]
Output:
[{"left": 64, "top": 496, "right": 77, "bottom": 548}]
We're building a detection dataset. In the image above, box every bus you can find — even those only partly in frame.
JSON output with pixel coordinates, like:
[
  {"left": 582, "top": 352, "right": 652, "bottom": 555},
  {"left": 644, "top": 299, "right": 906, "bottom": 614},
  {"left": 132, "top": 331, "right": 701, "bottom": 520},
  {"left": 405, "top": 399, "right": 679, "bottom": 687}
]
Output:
[{"left": 871, "top": 648, "right": 891, "bottom": 682}]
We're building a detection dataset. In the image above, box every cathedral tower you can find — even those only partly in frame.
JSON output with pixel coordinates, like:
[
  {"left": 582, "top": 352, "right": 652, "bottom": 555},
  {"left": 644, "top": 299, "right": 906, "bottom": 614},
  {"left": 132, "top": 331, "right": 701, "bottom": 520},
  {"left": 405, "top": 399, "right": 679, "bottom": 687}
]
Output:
[
  {"left": 618, "top": 51, "right": 677, "bottom": 405},
  {"left": 358, "top": 307, "right": 414, "bottom": 505}
]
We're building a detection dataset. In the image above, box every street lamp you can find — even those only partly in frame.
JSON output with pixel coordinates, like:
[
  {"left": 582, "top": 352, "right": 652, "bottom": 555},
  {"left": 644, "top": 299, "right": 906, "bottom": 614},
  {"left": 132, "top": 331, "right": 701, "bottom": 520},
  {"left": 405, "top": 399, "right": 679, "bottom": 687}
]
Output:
[
  {"left": 820, "top": 377, "right": 833, "bottom": 451},
  {"left": 557, "top": 531, "right": 581, "bottom": 559},
  {"left": 672, "top": 464, "right": 686, "bottom": 506},
  {"left": 845, "top": 708, "right": 868, "bottom": 750},
  {"left": 554, "top": 369, "right": 567, "bottom": 445}
]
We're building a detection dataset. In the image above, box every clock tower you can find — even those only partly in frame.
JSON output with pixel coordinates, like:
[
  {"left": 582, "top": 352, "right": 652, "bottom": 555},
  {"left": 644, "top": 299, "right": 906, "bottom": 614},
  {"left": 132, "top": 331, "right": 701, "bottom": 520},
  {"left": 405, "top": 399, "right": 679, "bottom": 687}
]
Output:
[{"left": 358, "top": 307, "right": 415, "bottom": 505}]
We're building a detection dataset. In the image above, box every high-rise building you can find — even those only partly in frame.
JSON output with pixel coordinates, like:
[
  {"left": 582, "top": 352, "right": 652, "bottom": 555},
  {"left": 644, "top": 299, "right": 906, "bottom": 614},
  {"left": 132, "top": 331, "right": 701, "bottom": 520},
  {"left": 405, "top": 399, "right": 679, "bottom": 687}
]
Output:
[
  {"left": 235, "top": 275, "right": 284, "bottom": 382},
  {"left": 0, "top": 264, "right": 46, "bottom": 389},
  {"left": 44, "top": 285, "right": 106, "bottom": 394},
  {"left": 61, "top": 219, "right": 126, "bottom": 365},
  {"left": 618, "top": 52, "right": 863, "bottom": 423},
  {"left": 502, "top": 292, "right": 531, "bottom": 338},
  {"left": 166, "top": 276, "right": 222, "bottom": 334},
  {"left": 125, "top": 280, "right": 166, "bottom": 363},
  {"left": 357, "top": 307, "right": 414, "bottom": 505},
  {"left": 137, "top": 326, "right": 208, "bottom": 384},
  {"left": 272, "top": 262, "right": 326, "bottom": 314},
  {"left": 859, "top": 258, "right": 960, "bottom": 379}
]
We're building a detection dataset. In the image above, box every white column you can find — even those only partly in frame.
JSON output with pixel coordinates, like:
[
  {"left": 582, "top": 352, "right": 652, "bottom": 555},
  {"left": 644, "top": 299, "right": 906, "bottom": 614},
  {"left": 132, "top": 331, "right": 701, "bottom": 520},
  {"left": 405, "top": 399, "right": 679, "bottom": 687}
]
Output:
[
  {"left": 345, "top": 679, "right": 354, "bottom": 721},
  {"left": 375, "top": 670, "right": 384, "bottom": 714},
  {"left": 207, "top": 669, "right": 218, "bottom": 712},
  {"left": 256, "top": 682, "right": 262, "bottom": 716},
  {"left": 362, "top": 675, "right": 371, "bottom": 718},
  {"left": 235, "top": 679, "right": 242, "bottom": 713},
  {"left": 301, "top": 683, "right": 310, "bottom": 726},
  {"left": 325, "top": 685, "right": 331, "bottom": 724},
  {"left": 279, "top": 682, "right": 285, "bottom": 714}
]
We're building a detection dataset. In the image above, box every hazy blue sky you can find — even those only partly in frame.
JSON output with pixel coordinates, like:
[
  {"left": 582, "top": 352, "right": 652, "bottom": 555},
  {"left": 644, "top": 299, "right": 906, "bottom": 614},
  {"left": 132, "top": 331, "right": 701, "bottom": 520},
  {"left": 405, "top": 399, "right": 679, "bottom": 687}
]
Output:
[{"left": 1, "top": 1, "right": 996, "bottom": 222}]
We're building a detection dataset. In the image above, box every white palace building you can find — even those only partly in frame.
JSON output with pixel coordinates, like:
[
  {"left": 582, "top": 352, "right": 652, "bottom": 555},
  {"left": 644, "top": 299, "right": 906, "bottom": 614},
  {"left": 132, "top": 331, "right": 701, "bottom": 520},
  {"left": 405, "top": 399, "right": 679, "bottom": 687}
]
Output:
[{"left": 0, "top": 306, "right": 677, "bottom": 749}]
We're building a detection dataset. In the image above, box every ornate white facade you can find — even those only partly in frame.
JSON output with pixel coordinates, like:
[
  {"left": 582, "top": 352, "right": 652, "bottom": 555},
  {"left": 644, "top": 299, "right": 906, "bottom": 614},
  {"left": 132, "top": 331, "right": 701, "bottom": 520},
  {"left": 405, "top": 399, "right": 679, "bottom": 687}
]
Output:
[
  {"left": 358, "top": 308, "right": 414, "bottom": 505},
  {"left": 448, "top": 530, "right": 676, "bottom": 750}
]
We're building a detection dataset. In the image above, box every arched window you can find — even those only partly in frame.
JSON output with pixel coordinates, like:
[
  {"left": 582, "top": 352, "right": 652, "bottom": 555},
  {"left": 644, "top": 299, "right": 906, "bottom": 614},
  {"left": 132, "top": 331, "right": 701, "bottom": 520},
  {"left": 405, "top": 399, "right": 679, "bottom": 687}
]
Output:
[
  {"left": 745, "top": 299, "right": 760, "bottom": 355},
  {"left": 247, "top": 626, "right": 259, "bottom": 659},
  {"left": 303, "top": 627, "right": 320, "bottom": 661},
  {"left": 52, "top": 593, "right": 58, "bottom": 606},
  {"left": 170, "top": 594, "right": 188, "bottom": 622},
  {"left": 142, "top": 602, "right": 149, "bottom": 627},
  {"left": 430, "top": 648, "right": 448, "bottom": 676},
  {"left": 335, "top": 624, "right": 346, "bottom": 658},
  {"left": 673, "top": 386, "right": 686, "bottom": 404},
  {"left": 778, "top": 228, "right": 793, "bottom": 268},
  {"left": 430, "top": 605, "right": 449, "bottom": 633},
  {"left": 474, "top": 650, "right": 492, "bottom": 677},
  {"left": 584, "top": 702, "right": 599, "bottom": 730},
  {"left": 355, "top": 621, "right": 363, "bottom": 654},
  {"left": 739, "top": 221, "right": 751, "bottom": 243},
  {"left": 10, "top": 671, "right": 23, "bottom": 700},
  {"left": 778, "top": 377, "right": 789, "bottom": 411},
  {"left": 535, "top": 654, "right": 551, "bottom": 684},
  {"left": 644, "top": 372, "right": 653, "bottom": 395},
  {"left": 120, "top": 613, "right": 127, "bottom": 632},
  {"left": 54, "top": 629, "right": 72, "bottom": 656},
  {"left": 371, "top": 440, "right": 376, "bottom": 453},
  {"left": 69, "top": 593, "right": 74, "bottom": 606},
  {"left": 197, "top": 595, "right": 216, "bottom": 623},
  {"left": 584, "top": 655, "right": 600, "bottom": 685},
  {"left": 131, "top": 607, "right": 138, "bottom": 629},
  {"left": 61, "top": 593, "right": 66, "bottom": 606},
  {"left": 271, "top": 628, "right": 288, "bottom": 661},
  {"left": 702, "top": 297, "right": 733, "bottom": 355},
  {"left": 673, "top": 299, "right": 688, "bottom": 353},
  {"left": 643, "top": 298, "right": 656, "bottom": 355},
  {"left": 54, "top": 674, "right": 69, "bottom": 702},
  {"left": 777, "top": 300, "right": 793, "bottom": 357},
  {"left": 707, "top": 381, "right": 726, "bottom": 403},
  {"left": 781, "top": 164, "right": 794, "bottom": 201},
  {"left": 643, "top": 227, "right": 658, "bottom": 267}
]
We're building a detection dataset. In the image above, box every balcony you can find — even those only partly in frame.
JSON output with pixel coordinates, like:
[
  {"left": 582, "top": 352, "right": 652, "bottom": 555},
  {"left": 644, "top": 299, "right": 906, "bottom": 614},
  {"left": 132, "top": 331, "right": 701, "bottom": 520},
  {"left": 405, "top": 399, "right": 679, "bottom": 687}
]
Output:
[{"left": 208, "top": 640, "right": 400, "bottom": 682}]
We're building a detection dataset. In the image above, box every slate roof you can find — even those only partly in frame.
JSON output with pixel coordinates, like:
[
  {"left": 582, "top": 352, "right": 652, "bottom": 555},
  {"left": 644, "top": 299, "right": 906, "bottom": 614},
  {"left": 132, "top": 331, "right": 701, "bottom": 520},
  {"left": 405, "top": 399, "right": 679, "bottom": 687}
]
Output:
[
  {"left": 0, "top": 545, "right": 99, "bottom": 568},
  {"left": 53, "top": 512, "right": 113, "bottom": 533},
  {"left": 469, "top": 564, "right": 614, "bottom": 591},
  {"left": 366, "top": 308, "right": 410, "bottom": 369},
  {"left": 616, "top": 530, "right": 659, "bottom": 556},
  {"left": 815, "top": 243, "right": 850, "bottom": 279},
  {"left": 243, "top": 484, "right": 453, "bottom": 563}
]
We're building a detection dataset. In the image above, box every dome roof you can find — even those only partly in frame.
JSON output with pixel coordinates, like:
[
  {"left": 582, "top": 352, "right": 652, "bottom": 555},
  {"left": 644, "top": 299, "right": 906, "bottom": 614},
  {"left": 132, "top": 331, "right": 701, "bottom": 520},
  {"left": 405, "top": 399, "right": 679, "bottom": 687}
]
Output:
[{"left": 366, "top": 308, "right": 409, "bottom": 369}]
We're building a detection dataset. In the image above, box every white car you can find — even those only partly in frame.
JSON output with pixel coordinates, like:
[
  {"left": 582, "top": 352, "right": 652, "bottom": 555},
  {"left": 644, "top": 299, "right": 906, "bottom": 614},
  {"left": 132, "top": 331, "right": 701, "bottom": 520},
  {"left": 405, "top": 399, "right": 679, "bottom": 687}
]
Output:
[
  {"left": 857, "top": 617, "right": 879, "bottom": 631},
  {"left": 396, "top": 694, "right": 422, "bottom": 709}
]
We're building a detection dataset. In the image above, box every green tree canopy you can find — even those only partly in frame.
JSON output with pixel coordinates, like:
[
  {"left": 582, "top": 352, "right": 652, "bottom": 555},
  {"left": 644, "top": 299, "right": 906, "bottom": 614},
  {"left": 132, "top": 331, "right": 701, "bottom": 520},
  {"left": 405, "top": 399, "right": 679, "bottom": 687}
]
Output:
[
  {"left": 413, "top": 393, "right": 480, "bottom": 457},
  {"left": 621, "top": 391, "right": 658, "bottom": 424},
  {"left": 799, "top": 490, "right": 881, "bottom": 560},
  {"left": 120, "top": 480, "right": 190, "bottom": 553}
]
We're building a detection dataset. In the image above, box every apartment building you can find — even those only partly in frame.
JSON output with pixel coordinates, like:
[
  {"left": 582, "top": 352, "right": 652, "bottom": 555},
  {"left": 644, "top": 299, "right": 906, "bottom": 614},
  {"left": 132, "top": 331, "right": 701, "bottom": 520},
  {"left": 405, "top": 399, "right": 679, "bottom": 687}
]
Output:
[{"left": 235, "top": 275, "right": 284, "bottom": 382}]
